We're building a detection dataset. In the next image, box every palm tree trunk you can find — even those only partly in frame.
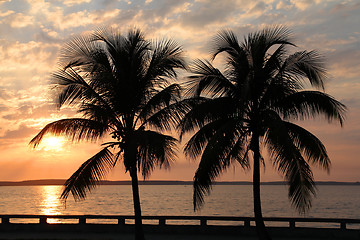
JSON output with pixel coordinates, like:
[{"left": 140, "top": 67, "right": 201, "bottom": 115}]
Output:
[
  {"left": 252, "top": 135, "right": 272, "bottom": 240},
  {"left": 130, "top": 167, "right": 145, "bottom": 240}
]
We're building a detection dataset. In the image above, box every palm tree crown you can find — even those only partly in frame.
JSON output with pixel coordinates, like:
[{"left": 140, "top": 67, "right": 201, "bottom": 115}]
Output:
[
  {"left": 179, "top": 26, "right": 346, "bottom": 215},
  {"left": 30, "top": 28, "right": 187, "bottom": 240}
]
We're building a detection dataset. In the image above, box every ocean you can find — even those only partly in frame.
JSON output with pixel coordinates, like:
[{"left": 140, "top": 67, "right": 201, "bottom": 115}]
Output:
[{"left": 0, "top": 185, "right": 359, "bottom": 226}]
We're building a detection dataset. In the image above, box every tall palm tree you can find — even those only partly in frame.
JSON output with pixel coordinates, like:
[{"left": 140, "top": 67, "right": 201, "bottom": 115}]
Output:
[
  {"left": 30, "top": 28, "right": 187, "bottom": 240},
  {"left": 178, "top": 26, "right": 346, "bottom": 240}
]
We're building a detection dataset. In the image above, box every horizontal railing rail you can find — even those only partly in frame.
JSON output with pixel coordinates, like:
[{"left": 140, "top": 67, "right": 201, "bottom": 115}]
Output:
[{"left": 1, "top": 215, "right": 359, "bottom": 230}]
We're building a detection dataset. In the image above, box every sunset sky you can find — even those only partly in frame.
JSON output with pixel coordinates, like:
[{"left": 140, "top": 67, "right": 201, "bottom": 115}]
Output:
[{"left": 0, "top": 0, "right": 359, "bottom": 182}]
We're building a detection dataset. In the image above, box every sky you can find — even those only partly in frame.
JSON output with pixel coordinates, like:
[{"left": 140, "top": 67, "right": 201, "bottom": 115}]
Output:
[{"left": 0, "top": 0, "right": 359, "bottom": 182}]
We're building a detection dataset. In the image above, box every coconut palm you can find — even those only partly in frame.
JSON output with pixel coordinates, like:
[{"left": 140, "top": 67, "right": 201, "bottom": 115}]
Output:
[
  {"left": 179, "top": 26, "right": 346, "bottom": 240},
  {"left": 30, "top": 28, "right": 187, "bottom": 240}
]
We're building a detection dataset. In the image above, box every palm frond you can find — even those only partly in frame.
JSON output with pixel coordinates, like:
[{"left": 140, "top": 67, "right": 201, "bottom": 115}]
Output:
[
  {"left": 60, "top": 147, "right": 115, "bottom": 201},
  {"left": 264, "top": 44, "right": 286, "bottom": 76},
  {"left": 263, "top": 112, "right": 315, "bottom": 213},
  {"left": 241, "top": 26, "right": 293, "bottom": 72},
  {"left": 286, "top": 154, "right": 315, "bottom": 214},
  {"left": 93, "top": 28, "right": 148, "bottom": 75},
  {"left": 29, "top": 118, "right": 108, "bottom": 148},
  {"left": 260, "top": 76, "right": 297, "bottom": 110},
  {"left": 212, "top": 29, "right": 244, "bottom": 60},
  {"left": 135, "top": 130, "right": 177, "bottom": 179},
  {"left": 226, "top": 136, "right": 251, "bottom": 169},
  {"left": 79, "top": 103, "right": 117, "bottom": 126},
  {"left": 178, "top": 97, "right": 236, "bottom": 137},
  {"left": 284, "top": 121, "right": 330, "bottom": 171},
  {"left": 52, "top": 68, "right": 115, "bottom": 116},
  {"left": 193, "top": 120, "right": 244, "bottom": 210},
  {"left": 144, "top": 97, "right": 199, "bottom": 131},
  {"left": 52, "top": 68, "right": 89, "bottom": 108},
  {"left": 135, "top": 38, "right": 186, "bottom": 112},
  {"left": 184, "top": 119, "right": 233, "bottom": 160},
  {"left": 146, "top": 38, "right": 187, "bottom": 81},
  {"left": 186, "top": 59, "right": 236, "bottom": 98},
  {"left": 246, "top": 26, "right": 294, "bottom": 54},
  {"left": 60, "top": 33, "right": 103, "bottom": 71},
  {"left": 280, "top": 91, "right": 346, "bottom": 125},
  {"left": 260, "top": 26, "right": 294, "bottom": 49},
  {"left": 92, "top": 28, "right": 150, "bottom": 108},
  {"left": 210, "top": 30, "right": 252, "bottom": 87},
  {"left": 282, "top": 51, "right": 327, "bottom": 90},
  {"left": 137, "top": 84, "right": 181, "bottom": 123}
]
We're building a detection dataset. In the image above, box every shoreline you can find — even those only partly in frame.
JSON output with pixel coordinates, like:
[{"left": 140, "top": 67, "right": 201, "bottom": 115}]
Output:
[{"left": 0, "top": 179, "right": 359, "bottom": 187}]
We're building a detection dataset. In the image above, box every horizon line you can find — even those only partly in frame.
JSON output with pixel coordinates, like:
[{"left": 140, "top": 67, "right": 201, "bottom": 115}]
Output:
[{"left": 0, "top": 179, "right": 359, "bottom": 186}]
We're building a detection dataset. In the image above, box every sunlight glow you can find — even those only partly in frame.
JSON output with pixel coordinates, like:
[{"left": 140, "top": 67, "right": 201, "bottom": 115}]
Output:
[
  {"left": 40, "top": 186, "right": 62, "bottom": 223},
  {"left": 41, "top": 136, "right": 65, "bottom": 152}
]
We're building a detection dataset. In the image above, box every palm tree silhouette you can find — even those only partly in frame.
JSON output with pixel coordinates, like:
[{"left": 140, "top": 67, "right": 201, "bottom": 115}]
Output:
[
  {"left": 179, "top": 26, "right": 346, "bottom": 240},
  {"left": 30, "top": 28, "right": 187, "bottom": 240}
]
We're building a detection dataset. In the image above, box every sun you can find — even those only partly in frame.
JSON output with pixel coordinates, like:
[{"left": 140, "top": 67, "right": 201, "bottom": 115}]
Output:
[{"left": 41, "top": 136, "right": 65, "bottom": 152}]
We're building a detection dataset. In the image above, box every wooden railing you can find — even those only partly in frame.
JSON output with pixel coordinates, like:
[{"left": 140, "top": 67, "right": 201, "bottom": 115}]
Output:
[{"left": 1, "top": 215, "right": 359, "bottom": 230}]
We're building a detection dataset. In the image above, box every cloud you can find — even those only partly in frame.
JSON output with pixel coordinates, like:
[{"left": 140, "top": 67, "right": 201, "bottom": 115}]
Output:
[
  {"left": 329, "top": 45, "right": 360, "bottom": 81},
  {"left": 276, "top": 1, "right": 293, "bottom": 10},
  {"left": 0, "top": 39, "right": 59, "bottom": 68},
  {"left": 179, "top": 0, "right": 248, "bottom": 29},
  {"left": 0, "top": 124, "right": 37, "bottom": 140},
  {"left": 5, "top": 12, "right": 34, "bottom": 28},
  {"left": 290, "top": 0, "right": 318, "bottom": 11},
  {"left": 0, "top": 39, "right": 60, "bottom": 92},
  {"left": 249, "top": 1, "right": 271, "bottom": 16},
  {"left": 33, "top": 29, "right": 61, "bottom": 43},
  {"left": 330, "top": 1, "right": 360, "bottom": 15},
  {"left": 25, "top": 1, "right": 123, "bottom": 31},
  {"left": 0, "top": 104, "right": 8, "bottom": 112},
  {"left": 0, "top": 10, "right": 14, "bottom": 17},
  {"left": 0, "top": 89, "right": 11, "bottom": 100},
  {"left": 62, "top": 0, "right": 91, "bottom": 7},
  {"left": 2, "top": 102, "right": 55, "bottom": 121},
  {"left": 54, "top": 8, "right": 122, "bottom": 30}
]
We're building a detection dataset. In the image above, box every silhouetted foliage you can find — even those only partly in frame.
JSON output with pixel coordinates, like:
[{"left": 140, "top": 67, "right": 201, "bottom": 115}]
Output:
[
  {"left": 179, "top": 26, "right": 346, "bottom": 240},
  {"left": 30, "top": 28, "right": 188, "bottom": 240}
]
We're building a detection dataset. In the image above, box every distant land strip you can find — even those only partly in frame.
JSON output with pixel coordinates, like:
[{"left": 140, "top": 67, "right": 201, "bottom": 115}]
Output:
[{"left": 0, "top": 179, "right": 359, "bottom": 186}]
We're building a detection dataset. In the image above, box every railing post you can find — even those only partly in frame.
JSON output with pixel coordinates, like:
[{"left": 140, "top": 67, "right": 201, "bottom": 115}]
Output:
[
  {"left": 244, "top": 219, "right": 250, "bottom": 228},
  {"left": 39, "top": 217, "right": 47, "bottom": 224},
  {"left": 79, "top": 217, "right": 86, "bottom": 225},
  {"left": 118, "top": 217, "right": 125, "bottom": 225},
  {"left": 2, "top": 217, "right": 9, "bottom": 224},
  {"left": 289, "top": 220, "right": 295, "bottom": 229},
  {"left": 159, "top": 217, "right": 166, "bottom": 226},
  {"left": 200, "top": 218, "right": 207, "bottom": 227},
  {"left": 340, "top": 222, "right": 346, "bottom": 230}
]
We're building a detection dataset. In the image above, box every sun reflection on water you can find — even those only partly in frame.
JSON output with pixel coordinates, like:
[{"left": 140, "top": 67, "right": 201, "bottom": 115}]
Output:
[{"left": 40, "top": 186, "right": 63, "bottom": 223}]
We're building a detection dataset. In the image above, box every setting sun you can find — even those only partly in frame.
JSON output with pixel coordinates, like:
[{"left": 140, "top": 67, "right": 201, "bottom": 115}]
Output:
[{"left": 41, "top": 137, "right": 65, "bottom": 152}]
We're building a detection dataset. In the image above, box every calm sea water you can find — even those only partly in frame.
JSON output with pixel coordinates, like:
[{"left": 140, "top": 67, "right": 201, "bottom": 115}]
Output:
[{"left": 0, "top": 185, "right": 359, "bottom": 226}]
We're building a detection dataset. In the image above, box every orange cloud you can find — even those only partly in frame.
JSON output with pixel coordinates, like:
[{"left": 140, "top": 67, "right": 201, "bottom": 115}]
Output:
[{"left": 7, "top": 13, "right": 34, "bottom": 28}]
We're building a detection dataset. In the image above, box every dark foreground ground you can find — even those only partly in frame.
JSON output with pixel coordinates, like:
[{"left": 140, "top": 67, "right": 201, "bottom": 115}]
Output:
[
  {"left": 0, "top": 224, "right": 359, "bottom": 240},
  {"left": 0, "top": 232, "right": 358, "bottom": 240}
]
